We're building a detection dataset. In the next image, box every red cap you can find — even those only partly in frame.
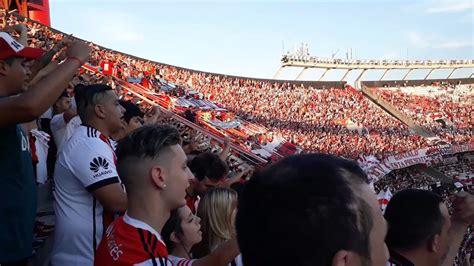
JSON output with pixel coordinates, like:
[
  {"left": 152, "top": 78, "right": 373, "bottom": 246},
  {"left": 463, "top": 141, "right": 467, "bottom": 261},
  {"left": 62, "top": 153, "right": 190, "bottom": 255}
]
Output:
[{"left": 0, "top": 32, "right": 44, "bottom": 60}]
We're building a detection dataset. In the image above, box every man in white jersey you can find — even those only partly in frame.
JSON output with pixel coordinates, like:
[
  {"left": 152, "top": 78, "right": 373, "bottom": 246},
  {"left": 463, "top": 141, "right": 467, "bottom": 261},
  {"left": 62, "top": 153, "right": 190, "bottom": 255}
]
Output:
[
  {"left": 51, "top": 84, "right": 127, "bottom": 266},
  {"left": 50, "top": 90, "right": 76, "bottom": 152}
]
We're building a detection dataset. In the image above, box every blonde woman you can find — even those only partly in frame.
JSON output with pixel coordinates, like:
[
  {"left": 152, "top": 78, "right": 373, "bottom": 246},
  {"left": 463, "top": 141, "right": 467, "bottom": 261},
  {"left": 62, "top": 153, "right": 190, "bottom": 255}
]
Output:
[{"left": 194, "top": 187, "right": 243, "bottom": 266}]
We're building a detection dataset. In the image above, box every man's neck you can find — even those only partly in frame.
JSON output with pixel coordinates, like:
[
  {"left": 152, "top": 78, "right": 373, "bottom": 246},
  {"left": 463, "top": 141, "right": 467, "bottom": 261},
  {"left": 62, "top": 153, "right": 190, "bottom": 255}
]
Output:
[
  {"left": 83, "top": 120, "right": 111, "bottom": 138},
  {"left": 394, "top": 248, "right": 435, "bottom": 266},
  {"left": 127, "top": 195, "right": 170, "bottom": 234},
  {"left": 186, "top": 186, "right": 196, "bottom": 198}
]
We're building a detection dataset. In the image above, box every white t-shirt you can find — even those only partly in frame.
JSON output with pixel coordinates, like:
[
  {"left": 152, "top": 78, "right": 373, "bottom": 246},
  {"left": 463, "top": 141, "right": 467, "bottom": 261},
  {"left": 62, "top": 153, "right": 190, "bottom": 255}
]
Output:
[
  {"left": 51, "top": 125, "right": 120, "bottom": 266},
  {"left": 50, "top": 113, "right": 67, "bottom": 152},
  {"left": 61, "top": 116, "right": 82, "bottom": 152},
  {"left": 31, "top": 129, "right": 50, "bottom": 184}
]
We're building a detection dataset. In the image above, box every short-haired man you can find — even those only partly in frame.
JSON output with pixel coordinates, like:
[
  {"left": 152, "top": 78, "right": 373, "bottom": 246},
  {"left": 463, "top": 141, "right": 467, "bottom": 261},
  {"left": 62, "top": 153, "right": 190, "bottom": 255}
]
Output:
[
  {"left": 236, "top": 153, "right": 389, "bottom": 266},
  {"left": 186, "top": 152, "right": 228, "bottom": 213},
  {"left": 51, "top": 84, "right": 127, "bottom": 265},
  {"left": 385, "top": 189, "right": 474, "bottom": 266},
  {"left": 111, "top": 100, "right": 144, "bottom": 141},
  {"left": 95, "top": 124, "right": 194, "bottom": 265},
  {"left": 50, "top": 90, "right": 77, "bottom": 152},
  {"left": 0, "top": 31, "right": 90, "bottom": 265}
]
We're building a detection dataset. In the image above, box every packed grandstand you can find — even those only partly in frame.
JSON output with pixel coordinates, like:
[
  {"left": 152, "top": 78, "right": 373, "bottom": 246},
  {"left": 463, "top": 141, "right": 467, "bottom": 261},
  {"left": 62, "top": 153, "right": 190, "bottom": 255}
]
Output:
[{"left": 0, "top": 5, "right": 473, "bottom": 266}]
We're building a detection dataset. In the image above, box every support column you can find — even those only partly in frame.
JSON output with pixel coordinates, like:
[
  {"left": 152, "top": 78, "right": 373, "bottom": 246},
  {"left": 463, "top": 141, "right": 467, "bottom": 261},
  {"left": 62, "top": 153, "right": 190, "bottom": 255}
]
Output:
[
  {"left": 424, "top": 68, "right": 435, "bottom": 80},
  {"left": 402, "top": 69, "right": 412, "bottom": 80},
  {"left": 354, "top": 69, "right": 366, "bottom": 89},
  {"left": 379, "top": 69, "right": 390, "bottom": 81},
  {"left": 341, "top": 69, "right": 351, "bottom": 81},
  {"left": 318, "top": 68, "right": 330, "bottom": 81},
  {"left": 295, "top": 67, "right": 307, "bottom": 80},
  {"left": 273, "top": 66, "right": 284, "bottom": 79},
  {"left": 446, "top": 68, "right": 457, "bottom": 79}
]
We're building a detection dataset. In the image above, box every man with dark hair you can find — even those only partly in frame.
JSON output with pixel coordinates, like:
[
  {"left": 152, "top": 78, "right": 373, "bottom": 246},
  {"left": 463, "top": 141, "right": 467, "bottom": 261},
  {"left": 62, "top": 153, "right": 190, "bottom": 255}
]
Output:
[
  {"left": 51, "top": 84, "right": 127, "bottom": 265},
  {"left": 236, "top": 153, "right": 389, "bottom": 266},
  {"left": 0, "top": 30, "right": 90, "bottom": 265},
  {"left": 95, "top": 124, "right": 194, "bottom": 265},
  {"left": 111, "top": 100, "right": 144, "bottom": 141},
  {"left": 186, "top": 152, "right": 228, "bottom": 213},
  {"left": 50, "top": 90, "right": 77, "bottom": 152},
  {"left": 385, "top": 189, "right": 474, "bottom": 266}
]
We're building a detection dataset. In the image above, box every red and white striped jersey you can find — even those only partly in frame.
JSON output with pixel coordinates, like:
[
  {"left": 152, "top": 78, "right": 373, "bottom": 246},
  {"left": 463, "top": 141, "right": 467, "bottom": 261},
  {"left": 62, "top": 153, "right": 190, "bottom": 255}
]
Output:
[{"left": 95, "top": 214, "right": 171, "bottom": 266}]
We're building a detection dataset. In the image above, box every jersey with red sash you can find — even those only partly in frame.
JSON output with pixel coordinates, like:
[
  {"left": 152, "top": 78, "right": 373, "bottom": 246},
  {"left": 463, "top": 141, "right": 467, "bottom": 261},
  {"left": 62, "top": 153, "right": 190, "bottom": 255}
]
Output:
[{"left": 95, "top": 214, "right": 171, "bottom": 266}]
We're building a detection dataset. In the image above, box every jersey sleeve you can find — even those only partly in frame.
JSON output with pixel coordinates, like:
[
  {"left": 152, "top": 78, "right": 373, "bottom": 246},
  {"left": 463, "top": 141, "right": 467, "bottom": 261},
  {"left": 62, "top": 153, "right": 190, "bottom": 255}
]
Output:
[
  {"left": 66, "top": 139, "right": 119, "bottom": 192},
  {"left": 50, "top": 113, "right": 66, "bottom": 132},
  {"left": 168, "top": 256, "right": 194, "bottom": 266}
]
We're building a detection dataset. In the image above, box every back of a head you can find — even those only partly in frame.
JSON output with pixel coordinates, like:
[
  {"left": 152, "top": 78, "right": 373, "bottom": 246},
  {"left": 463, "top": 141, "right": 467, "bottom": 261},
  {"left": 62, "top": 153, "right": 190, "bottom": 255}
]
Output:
[
  {"left": 385, "top": 189, "right": 444, "bottom": 252},
  {"left": 115, "top": 124, "right": 181, "bottom": 194},
  {"left": 195, "top": 187, "right": 237, "bottom": 257},
  {"left": 236, "top": 153, "right": 372, "bottom": 266},
  {"left": 189, "top": 152, "right": 228, "bottom": 182},
  {"left": 74, "top": 83, "right": 112, "bottom": 123},
  {"left": 119, "top": 100, "right": 144, "bottom": 123}
]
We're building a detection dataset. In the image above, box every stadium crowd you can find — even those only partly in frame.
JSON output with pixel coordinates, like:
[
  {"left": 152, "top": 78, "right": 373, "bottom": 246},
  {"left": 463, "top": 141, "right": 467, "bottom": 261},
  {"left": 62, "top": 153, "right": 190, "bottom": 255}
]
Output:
[
  {"left": 374, "top": 85, "right": 473, "bottom": 145},
  {"left": 0, "top": 10, "right": 473, "bottom": 266}
]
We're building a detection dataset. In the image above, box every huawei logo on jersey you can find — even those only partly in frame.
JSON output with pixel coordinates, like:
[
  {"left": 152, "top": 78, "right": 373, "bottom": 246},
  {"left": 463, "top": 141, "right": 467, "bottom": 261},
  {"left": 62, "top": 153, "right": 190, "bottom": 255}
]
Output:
[{"left": 90, "top": 157, "right": 110, "bottom": 173}]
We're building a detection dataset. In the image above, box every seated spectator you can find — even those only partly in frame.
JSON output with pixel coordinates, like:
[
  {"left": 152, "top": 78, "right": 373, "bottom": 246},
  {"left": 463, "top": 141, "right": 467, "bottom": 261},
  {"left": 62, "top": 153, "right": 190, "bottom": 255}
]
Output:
[
  {"left": 236, "top": 153, "right": 389, "bottom": 266},
  {"left": 94, "top": 125, "right": 193, "bottom": 265},
  {"left": 186, "top": 152, "right": 228, "bottom": 213},
  {"left": 162, "top": 205, "right": 240, "bottom": 266},
  {"left": 51, "top": 84, "right": 127, "bottom": 265},
  {"left": 193, "top": 187, "right": 242, "bottom": 265},
  {"left": 0, "top": 31, "right": 90, "bottom": 265},
  {"left": 385, "top": 189, "right": 474, "bottom": 266}
]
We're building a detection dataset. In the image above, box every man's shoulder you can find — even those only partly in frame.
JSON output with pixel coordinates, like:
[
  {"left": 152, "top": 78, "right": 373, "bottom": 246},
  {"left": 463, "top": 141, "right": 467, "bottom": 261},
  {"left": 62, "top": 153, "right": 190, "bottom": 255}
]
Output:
[{"left": 65, "top": 127, "right": 110, "bottom": 151}]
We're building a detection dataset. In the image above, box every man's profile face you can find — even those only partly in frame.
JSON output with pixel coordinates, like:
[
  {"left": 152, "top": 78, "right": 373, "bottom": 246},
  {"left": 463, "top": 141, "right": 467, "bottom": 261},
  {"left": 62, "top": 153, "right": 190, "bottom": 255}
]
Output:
[
  {"left": 1, "top": 57, "right": 30, "bottom": 94},
  {"left": 436, "top": 203, "right": 451, "bottom": 265},
  {"left": 194, "top": 177, "right": 220, "bottom": 196},
  {"left": 359, "top": 184, "right": 390, "bottom": 266},
  {"left": 100, "top": 91, "right": 125, "bottom": 134}
]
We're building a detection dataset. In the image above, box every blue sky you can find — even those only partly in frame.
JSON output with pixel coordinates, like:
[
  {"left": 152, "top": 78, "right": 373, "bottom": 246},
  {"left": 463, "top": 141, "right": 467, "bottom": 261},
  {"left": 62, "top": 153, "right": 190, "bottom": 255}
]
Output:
[{"left": 49, "top": 0, "right": 473, "bottom": 82}]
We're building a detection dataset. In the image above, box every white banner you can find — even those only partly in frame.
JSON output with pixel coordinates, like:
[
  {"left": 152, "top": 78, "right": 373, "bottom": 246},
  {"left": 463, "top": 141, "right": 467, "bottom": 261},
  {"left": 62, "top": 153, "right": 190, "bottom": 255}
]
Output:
[{"left": 361, "top": 143, "right": 474, "bottom": 182}]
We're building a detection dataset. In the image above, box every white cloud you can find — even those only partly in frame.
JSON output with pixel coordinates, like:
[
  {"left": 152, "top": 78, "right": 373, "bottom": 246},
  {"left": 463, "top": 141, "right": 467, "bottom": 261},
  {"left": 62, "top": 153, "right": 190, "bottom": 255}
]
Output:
[
  {"left": 435, "top": 41, "right": 472, "bottom": 49},
  {"left": 406, "top": 31, "right": 472, "bottom": 50},
  {"left": 426, "top": 1, "right": 473, "bottom": 13},
  {"left": 407, "top": 31, "right": 428, "bottom": 48}
]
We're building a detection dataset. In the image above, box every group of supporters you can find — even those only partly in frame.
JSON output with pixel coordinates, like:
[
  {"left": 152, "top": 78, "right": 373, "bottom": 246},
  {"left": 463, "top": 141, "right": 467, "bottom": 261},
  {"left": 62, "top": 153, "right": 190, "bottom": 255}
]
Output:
[
  {"left": 0, "top": 10, "right": 473, "bottom": 266},
  {"left": 374, "top": 84, "right": 473, "bottom": 145}
]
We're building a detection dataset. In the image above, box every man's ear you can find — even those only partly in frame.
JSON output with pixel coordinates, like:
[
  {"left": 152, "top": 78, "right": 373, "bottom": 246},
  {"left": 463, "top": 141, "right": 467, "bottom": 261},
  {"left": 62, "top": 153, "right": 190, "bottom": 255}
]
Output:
[
  {"left": 94, "top": 104, "right": 107, "bottom": 119},
  {"left": 427, "top": 234, "right": 440, "bottom": 253},
  {"left": 332, "top": 250, "right": 360, "bottom": 266},
  {"left": 150, "top": 165, "right": 166, "bottom": 190},
  {"left": 0, "top": 60, "right": 9, "bottom": 76}
]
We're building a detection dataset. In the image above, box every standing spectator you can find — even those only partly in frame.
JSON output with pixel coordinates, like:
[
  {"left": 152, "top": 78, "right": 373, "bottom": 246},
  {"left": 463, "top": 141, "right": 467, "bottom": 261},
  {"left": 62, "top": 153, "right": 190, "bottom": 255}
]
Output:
[
  {"left": 236, "top": 154, "right": 389, "bottom": 266},
  {"left": 186, "top": 152, "right": 228, "bottom": 213},
  {"left": 194, "top": 187, "right": 242, "bottom": 265},
  {"left": 94, "top": 125, "right": 193, "bottom": 265},
  {"left": 50, "top": 90, "right": 77, "bottom": 152},
  {"left": 0, "top": 32, "right": 90, "bottom": 265},
  {"left": 111, "top": 100, "right": 144, "bottom": 141},
  {"left": 51, "top": 84, "right": 127, "bottom": 265},
  {"left": 385, "top": 189, "right": 474, "bottom": 266},
  {"left": 162, "top": 205, "right": 240, "bottom": 266}
]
